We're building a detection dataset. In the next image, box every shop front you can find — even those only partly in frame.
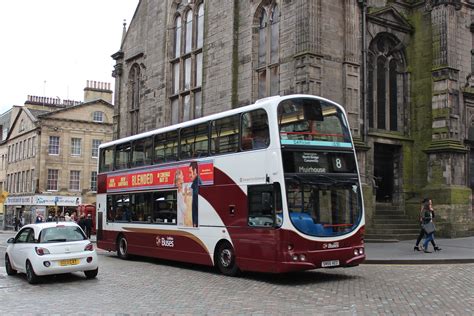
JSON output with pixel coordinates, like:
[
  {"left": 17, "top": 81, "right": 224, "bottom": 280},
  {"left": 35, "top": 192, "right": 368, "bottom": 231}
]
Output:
[{"left": 5, "top": 195, "right": 82, "bottom": 228}]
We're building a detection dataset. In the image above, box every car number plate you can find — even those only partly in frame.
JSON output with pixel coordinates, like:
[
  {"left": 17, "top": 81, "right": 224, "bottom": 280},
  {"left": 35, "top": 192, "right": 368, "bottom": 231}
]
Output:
[
  {"left": 59, "top": 259, "right": 79, "bottom": 266},
  {"left": 321, "top": 260, "right": 340, "bottom": 268}
]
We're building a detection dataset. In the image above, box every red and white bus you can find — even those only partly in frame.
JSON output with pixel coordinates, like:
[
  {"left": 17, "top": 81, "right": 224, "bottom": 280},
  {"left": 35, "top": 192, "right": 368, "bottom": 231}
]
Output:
[{"left": 96, "top": 94, "right": 365, "bottom": 275}]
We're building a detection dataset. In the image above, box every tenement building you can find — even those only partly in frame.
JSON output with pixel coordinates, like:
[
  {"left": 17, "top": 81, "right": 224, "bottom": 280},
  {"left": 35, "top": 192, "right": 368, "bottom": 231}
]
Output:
[
  {"left": 112, "top": 0, "right": 474, "bottom": 237},
  {"left": 1, "top": 81, "right": 113, "bottom": 227}
]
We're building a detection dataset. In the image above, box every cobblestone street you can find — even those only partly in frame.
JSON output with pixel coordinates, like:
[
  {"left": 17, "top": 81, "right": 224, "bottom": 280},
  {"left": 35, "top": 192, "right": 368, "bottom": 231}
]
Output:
[{"left": 1, "top": 233, "right": 473, "bottom": 315}]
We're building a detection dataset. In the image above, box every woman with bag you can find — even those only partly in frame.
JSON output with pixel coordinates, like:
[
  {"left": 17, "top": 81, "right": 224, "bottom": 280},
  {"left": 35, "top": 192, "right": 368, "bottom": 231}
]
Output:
[
  {"left": 414, "top": 198, "right": 438, "bottom": 251},
  {"left": 421, "top": 199, "right": 441, "bottom": 253}
]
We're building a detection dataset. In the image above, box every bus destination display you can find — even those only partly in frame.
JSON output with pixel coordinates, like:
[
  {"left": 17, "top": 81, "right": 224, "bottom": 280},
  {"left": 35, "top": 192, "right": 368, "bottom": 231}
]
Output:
[{"left": 283, "top": 151, "right": 356, "bottom": 174}]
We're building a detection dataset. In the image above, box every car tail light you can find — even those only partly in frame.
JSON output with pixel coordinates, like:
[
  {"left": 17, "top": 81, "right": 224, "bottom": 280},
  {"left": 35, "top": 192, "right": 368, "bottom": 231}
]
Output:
[
  {"left": 35, "top": 247, "right": 50, "bottom": 256},
  {"left": 84, "top": 243, "right": 94, "bottom": 251}
]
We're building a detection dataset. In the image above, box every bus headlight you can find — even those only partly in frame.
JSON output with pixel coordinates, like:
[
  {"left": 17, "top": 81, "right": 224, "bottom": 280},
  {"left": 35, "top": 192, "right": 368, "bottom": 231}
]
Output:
[
  {"left": 299, "top": 254, "right": 306, "bottom": 261},
  {"left": 354, "top": 249, "right": 359, "bottom": 256},
  {"left": 292, "top": 255, "right": 298, "bottom": 261}
]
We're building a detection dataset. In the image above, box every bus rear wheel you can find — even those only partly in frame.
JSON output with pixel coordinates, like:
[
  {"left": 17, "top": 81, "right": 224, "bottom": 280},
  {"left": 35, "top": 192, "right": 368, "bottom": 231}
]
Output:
[
  {"left": 117, "top": 235, "right": 130, "bottom": 260},
  {"left": 216, "top": 242, "right": 239, "bottom": 276}
]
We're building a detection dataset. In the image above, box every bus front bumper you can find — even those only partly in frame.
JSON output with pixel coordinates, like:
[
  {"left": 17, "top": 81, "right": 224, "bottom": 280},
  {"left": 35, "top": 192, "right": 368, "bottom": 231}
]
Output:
[{"left": 275, "top": 248, "right": 366, "bottom": 273}]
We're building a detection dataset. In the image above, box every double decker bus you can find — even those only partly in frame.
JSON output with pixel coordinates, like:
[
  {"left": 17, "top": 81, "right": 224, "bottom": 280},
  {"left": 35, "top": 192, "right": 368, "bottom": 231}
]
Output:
[{"left": 96, "top": 94, "right": 365, "bottom": 275}]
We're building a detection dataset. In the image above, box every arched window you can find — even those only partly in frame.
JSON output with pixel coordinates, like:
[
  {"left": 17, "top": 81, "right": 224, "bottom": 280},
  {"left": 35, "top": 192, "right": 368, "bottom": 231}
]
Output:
[
  {"left": 174, "top": 16, "right": 182, "bottom": 59},
  {"left": 129, "top": 64, "right": 140, "bottom": 135},
  {"left": 255, "top": 2, "right": 280, "bottom": 99},
  {"left": 197, "top": 4, "right": 204, "bottom": 49},
  {"left": 170, "top": 1, "right": 205, "bottom": 124},
  {"left": 368, "top": 34, "right": 405, "bottom": 132}
]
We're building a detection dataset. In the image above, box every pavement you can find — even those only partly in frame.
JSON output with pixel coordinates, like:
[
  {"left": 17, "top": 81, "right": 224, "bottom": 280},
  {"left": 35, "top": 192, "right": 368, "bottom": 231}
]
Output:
[
  {"left": 1, "top": 229, "right": 473, "bottom": 265},
  {"left": 364, "top": 236, "right": 474, "bottom": 264}
]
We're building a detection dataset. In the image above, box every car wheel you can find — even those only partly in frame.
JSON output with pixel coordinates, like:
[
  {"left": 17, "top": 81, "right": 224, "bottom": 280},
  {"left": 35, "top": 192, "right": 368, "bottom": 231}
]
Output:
[
  {"left": 84, "top": 268, "right": 98, "bottom": 279},
  {"left": 117, "top": 235, "right": 130, "bottom": 260},
  {"left": 26, "top": 260, "right": 39, "bottom": 284},
  {"left": 215, "top": 241, "right": 240, "bottom": 276},
  {"left": 5, "top": 255, "right": 17, "bottom": 276}
]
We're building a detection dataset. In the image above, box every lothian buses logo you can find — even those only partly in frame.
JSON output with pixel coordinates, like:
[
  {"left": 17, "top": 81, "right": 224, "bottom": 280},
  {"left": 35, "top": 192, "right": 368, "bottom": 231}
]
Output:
[
  {"left": 156, "top": 235, "right": 175, "bottom": 248},
  {"left": 322, "top": 242, "right": 339, "bottom": 249}
]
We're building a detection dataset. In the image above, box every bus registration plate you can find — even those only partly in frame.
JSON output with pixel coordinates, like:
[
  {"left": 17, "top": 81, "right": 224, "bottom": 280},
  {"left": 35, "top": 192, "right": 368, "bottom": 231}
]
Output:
[
  {"left": 321, "top": 260, "right": 339, "bottom": 268},
  {"left": 59, "top": 259, "right": 79, "bottom": 266}
]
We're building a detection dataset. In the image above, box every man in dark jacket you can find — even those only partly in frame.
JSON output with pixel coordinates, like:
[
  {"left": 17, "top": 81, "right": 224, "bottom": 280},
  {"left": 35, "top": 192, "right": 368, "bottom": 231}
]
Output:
[{"left": 84, "top": 214, "right": 93, "bottom": 238}]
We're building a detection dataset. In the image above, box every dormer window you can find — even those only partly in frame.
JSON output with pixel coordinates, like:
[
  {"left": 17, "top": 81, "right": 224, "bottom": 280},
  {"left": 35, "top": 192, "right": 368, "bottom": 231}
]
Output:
[{"left": 93, "top": 111, "right": 104, "bottom": 122}]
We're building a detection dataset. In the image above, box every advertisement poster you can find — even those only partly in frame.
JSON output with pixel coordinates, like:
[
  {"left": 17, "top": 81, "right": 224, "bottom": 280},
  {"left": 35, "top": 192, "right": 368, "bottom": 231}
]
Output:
[{"left": 106, "top": 161, "right": 213, "bottom": 228}]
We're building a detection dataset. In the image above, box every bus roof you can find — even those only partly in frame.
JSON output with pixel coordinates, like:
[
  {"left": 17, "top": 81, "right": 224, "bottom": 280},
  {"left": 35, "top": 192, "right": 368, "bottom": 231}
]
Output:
[{"left": 99, "top": 94, "right": 343, "bottom": 149}]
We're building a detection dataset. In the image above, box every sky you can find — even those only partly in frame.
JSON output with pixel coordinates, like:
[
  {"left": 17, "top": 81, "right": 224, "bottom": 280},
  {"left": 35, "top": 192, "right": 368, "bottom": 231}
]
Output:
[{"left": 0, "top": 0, "right": 139, "bottom": 114}]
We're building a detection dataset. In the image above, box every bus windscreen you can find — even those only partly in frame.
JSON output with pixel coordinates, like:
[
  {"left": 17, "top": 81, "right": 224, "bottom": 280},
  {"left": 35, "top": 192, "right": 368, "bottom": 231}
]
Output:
[{"left": 278, "top": 98, "right": 352, "bottom": 148}]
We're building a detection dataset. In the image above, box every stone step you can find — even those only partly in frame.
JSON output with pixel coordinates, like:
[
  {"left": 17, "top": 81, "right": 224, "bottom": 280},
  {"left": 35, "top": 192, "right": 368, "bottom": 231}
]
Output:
[
  {"left": 373, "top": 218, "right": 417, "bottom": 224},
  {"left": 372, "top": 215, "right": 411, "bottom": 220},
  {"left": 374, "top": 210, "right": 407, "bottom": 216},
  {"left": 368, "top": 228, "right": 421, "bottom": 235},
  {"left": 374, "top": 203, "right": 400, "bottom": 210},
  {"left": 371, "top": 223, "right": 420, "bottom": 228},
  {"left": 364, "top": 233, "right": 419, "bottom": 241}
]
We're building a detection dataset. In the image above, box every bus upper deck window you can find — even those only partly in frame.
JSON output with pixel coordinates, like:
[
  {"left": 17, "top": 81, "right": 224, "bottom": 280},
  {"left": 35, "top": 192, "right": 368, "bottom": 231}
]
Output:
[
  {"left": 100, "top": 147, "right": 114, "bottom": 172},
  {"left": 241, "top": 109, "right": 269, "bottom": 151}
]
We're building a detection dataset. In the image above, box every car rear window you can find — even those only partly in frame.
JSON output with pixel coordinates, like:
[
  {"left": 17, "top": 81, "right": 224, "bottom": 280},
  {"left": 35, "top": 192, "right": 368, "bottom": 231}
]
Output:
[{"left": 40, "top": 226, "right": 86, "bottom": 243}]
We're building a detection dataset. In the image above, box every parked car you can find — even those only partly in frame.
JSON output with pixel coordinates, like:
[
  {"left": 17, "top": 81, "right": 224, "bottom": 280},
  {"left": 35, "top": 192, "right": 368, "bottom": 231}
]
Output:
[{"left": 5, "top": 222, "right": 98, "bottom": 284}]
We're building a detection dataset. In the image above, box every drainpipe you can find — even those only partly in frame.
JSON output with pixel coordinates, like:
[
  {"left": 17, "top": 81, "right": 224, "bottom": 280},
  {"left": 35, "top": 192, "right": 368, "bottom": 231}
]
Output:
[{"left": 358, "top": 0, "right": 368, "bottom": 141}]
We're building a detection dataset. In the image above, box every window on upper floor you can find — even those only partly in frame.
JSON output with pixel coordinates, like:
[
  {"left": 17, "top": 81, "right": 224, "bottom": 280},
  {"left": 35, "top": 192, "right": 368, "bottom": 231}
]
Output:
[
  {"left": 47, "top": 169, "right": 59, "bottom": 191},
  {"left": 48, "top": 136, "right": 60, "bottom": 155},
  {"left": 93, "top": 111, "right": 104, "bottom": 122},
  {"left": 255, "top": 1, "right": 280, "bottom": 99},
  {"left": 129, "top": 64, "right": 140, "bottom": 135},
  {"left": 69, "top": 170, "right": 80, "bottom": 191},
  {"left": 92, "top": 139, "right": 101, "bottom": 158},
  {"left": 367, "top": 33, "right": 407, "bottom": 132},
  {"left": 91, "top": 171, "right": 98, "bottom": 192},
  {"left": 170, "top": 1, "right": 204, "bottom": 124},
  {"left": 71, "top": 138, "right": 82, "bottom": 156}
]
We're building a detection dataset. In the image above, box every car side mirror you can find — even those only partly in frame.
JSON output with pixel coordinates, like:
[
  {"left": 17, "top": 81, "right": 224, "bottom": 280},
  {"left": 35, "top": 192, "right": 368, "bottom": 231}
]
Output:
[{"left": 7, "top": 237, "right": 15, "bottom": 244}]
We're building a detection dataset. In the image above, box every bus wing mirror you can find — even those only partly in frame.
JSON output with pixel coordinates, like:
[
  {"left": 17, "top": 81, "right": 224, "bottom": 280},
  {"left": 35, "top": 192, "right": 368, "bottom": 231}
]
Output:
[{"left": 262, "top": 192, "right": 272, "bottom": 214}]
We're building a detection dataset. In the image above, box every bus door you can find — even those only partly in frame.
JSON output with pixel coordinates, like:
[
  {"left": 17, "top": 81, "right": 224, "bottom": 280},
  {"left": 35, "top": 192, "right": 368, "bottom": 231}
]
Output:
[{"left": 233, "top": 183, "right": 282, "bottom": 273}]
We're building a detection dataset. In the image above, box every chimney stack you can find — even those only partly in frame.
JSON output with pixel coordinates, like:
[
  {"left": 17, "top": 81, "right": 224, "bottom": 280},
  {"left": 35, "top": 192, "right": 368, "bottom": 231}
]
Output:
[{"left": 84, "top": 80, "right": 113, "bottom": 103}]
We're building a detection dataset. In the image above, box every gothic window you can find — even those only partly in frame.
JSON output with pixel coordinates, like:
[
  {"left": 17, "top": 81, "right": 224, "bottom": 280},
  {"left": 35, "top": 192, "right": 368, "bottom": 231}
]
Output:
[
  {"left": 255, "top": 2, "right": 280, "bottom": 99},
  {"left": 170, "top": 1, "right": 205, "bottom": 124},
  {"left": 129, "top": 64, "right": 140, "bottom": 135},
  {"left": 368, "top": 34, "right": 405, "bottom": 132}
]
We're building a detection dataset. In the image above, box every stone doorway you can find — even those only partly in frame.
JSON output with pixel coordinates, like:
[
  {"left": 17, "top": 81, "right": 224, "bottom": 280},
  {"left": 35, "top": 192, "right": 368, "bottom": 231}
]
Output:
[{"left": 374, "top": 143, "right": 401, "bottom": 203}]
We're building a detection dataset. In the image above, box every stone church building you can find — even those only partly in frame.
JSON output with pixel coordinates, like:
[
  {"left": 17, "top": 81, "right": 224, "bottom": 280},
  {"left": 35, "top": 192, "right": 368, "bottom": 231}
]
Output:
[{"left": 112, "top": 0, "right": 474, "bottom": 237}]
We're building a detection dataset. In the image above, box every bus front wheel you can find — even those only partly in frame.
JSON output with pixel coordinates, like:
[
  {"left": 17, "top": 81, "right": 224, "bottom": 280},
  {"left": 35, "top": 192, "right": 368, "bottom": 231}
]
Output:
[
  {"left": 215, "top": 242, "right": 239, "bottom": 276},
  {"left": 117, "top": 235, "right": 130, "bottom": 260}
]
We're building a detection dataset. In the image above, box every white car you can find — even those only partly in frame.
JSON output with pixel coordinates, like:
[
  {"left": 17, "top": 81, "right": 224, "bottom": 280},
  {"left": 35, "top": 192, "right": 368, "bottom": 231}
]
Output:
[{"left": 5, "top": 222, "right": 98, "bottom": 284}]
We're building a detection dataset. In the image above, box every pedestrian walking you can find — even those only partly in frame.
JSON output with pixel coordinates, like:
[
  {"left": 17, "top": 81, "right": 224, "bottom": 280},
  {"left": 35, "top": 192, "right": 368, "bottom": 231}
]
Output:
[
  {"left": 420, "top": 199, "right": 441, "bottom": 253},
  {"left": 78, "top": 214, "right": 86, "bottom": 232},
  {"left": 35, "top": 213, "right": 43, "bottom": 223},
  {"left": 84, "top": 214, "right": 93, "bottom": 239},
  {"left": 414, "top": 198, "right": 436, "bottom": 251},
  {"left": 13, "top": 216, "right": 19, "bottom": 231}
]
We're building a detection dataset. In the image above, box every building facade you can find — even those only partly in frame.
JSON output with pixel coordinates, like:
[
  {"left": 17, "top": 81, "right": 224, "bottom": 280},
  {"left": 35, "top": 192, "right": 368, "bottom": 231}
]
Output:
[
  {"left": 1, "top": 81, "right": 114, "bottom": 227},
  {"left": 112, "top": 0, "right": 474, "bottom": 237}
]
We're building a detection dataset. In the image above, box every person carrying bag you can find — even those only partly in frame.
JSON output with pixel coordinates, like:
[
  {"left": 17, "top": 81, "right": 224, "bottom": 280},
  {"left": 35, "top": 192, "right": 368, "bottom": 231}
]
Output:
[{"left": 421, "top": 199, "right": 441, "bottom": 253}]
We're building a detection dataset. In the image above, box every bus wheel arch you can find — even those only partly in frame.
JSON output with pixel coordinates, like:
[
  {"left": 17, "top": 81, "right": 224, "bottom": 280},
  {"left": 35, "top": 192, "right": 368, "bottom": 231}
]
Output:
[
  {"left": 116, "top": 234, "right": 130, "bottom": 260},
  {"left": 214, "top": 240, "right": 240, "bottom": 277}
]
